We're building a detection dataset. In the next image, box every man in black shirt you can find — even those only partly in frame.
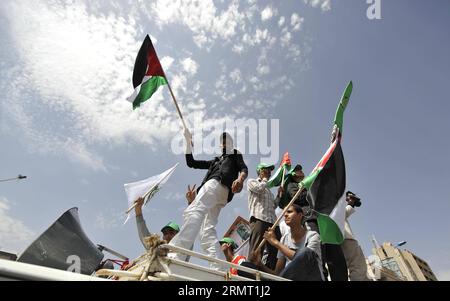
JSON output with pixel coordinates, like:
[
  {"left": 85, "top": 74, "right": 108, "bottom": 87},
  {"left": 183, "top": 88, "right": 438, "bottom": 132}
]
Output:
[
  {"left": 169, "top": 130, "right": 248, "bottom": 270},
  {"left": 276, "top": 164, "right": 309, "bottom": 211}
]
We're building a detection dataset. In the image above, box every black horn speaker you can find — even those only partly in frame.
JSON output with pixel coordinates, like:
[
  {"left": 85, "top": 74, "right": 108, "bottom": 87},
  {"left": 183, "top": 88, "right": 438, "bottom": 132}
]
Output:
[{"left": 17, "top": 208, "right": 104, "bottom": 275}]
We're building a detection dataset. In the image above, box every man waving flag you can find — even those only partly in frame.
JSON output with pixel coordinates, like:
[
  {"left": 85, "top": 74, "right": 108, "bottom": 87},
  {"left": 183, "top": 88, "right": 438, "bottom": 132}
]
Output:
[
  {"left": 300, "top": 81, "right": 353, "bottom": 244},
  {"left": 123, "top": 163, "right": 178, "bottom": 224},
  {"left": 254, "top": 81, "right": 354, "bottom": 257},
  {"left": 301, "top": 132, "right": 346, "bottom": 244}
]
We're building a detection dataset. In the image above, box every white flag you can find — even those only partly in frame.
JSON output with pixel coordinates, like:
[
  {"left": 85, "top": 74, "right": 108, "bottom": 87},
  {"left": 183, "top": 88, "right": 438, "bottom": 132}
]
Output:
[{"left": 123, "top": 163, "right": 178, "bottom": 224}]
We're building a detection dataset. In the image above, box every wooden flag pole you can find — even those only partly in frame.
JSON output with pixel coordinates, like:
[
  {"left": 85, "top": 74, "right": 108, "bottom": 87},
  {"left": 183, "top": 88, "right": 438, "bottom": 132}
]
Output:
[
  {"left": 125, "top": 185, "right": 156, "bottom": 214},
  {"left": 125, "top": 177, "right": 165, "bottom": 214},
  {"left": 255, "top": 129, "right": 340, "bottom": 252},
  {"left": 163, "top": 74, "right": 194, "bottom": 147},
  {"left": 165, "top": 78, "right": 188, "bottom": 130},
  {"left": 255, "top": 184, "right": 305, "bottom": 253}
]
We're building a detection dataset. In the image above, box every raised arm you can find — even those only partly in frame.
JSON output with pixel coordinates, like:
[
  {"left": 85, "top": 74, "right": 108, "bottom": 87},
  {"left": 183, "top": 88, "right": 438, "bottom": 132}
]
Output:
[
  {"left": 183, "top": 128, "right": 213, "bottom": 169},
  {"left": 185, "top": 153, "right": 215, "bottom": 169},
  {"left": 345, "top": 205, "right": 355, "bottom": 219},
  {"left": 134, "top": 197, "right": 150, "bottom": 249},
  {"left": 247, "top": 178, "right": 268, "bottom": 194}
]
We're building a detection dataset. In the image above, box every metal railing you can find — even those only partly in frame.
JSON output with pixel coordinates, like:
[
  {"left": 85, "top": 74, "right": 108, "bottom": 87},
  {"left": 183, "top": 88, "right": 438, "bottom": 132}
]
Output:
[{"left": 160, "top": 244, "right": 288, "bottom": 281}]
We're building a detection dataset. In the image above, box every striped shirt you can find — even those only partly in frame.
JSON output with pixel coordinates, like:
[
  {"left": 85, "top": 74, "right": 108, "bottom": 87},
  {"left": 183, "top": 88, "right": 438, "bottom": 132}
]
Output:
[{"left": 247, "top": 178, "right": 278, "bottom": 223}]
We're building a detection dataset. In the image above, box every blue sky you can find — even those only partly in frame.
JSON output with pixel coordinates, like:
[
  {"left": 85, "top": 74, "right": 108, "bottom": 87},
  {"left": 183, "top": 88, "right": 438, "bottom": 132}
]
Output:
[{"left": 1, "top": 0, "right": 449, "bottom": 280}]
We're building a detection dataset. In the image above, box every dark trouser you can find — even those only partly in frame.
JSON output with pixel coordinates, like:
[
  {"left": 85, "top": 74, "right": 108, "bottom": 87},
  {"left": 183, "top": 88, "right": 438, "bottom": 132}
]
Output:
[
  {"left": 279, "top": 248, "right": 323, "bottom": 281},
  {"left": 238, "top": 249, "right": 323, "bottom": 281},
  {"left": 248, "top": 216, "right": 281, "bottom": 270},
  {"left": 322, "top": 243, "right": 348, "bottom": 281},
  {"left": 237, "top": 261, "right": 259, "bottom": 280}
]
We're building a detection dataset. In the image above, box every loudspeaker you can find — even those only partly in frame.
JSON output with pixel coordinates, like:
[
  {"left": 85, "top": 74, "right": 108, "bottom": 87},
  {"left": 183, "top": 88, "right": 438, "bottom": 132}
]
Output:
[{"left": 17, "top": 207, "right": 104, "bottom": 275}]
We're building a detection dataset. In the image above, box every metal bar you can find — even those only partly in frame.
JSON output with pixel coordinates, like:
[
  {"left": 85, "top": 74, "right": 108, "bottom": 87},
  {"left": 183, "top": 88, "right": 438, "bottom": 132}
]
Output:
[{"left": 160, "top": 244, "right": 288, "bottom": 281}]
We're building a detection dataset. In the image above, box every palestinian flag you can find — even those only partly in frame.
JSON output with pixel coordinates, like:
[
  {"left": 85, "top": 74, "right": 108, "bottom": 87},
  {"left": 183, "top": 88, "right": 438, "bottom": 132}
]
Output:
[
  {"left": 299, "top": 81, "right": 353, "bottom": 244},
  {"left": 301, "top": 136, "right": 346, "bottom": 244},
  {"left": 333, "top": 81, "right": 352, "bottom": 135},
  {"left": 267, "top": 152, "right": 291, "bottom": 188},
  {"left": 127, "top": 35, "right": 167, "bottom": 109}
]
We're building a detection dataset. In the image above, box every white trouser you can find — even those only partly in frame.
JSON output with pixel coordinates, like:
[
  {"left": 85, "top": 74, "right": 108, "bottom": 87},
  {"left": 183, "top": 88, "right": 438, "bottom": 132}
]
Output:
[
  {"left": 169, "top": 179, "right": 229, "bottom": 270},
  {"left": 341, "top": 238, "right": 370, "bottom": 281}
]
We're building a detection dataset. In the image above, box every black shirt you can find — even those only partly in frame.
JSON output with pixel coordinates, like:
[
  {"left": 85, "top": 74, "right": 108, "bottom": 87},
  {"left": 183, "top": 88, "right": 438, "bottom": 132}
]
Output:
[
  {"left": 185, "top": 150, "right": 248, "bottom": 202},
  {"left": 276, "top": 179, "right": 309, "bottom": 209}
]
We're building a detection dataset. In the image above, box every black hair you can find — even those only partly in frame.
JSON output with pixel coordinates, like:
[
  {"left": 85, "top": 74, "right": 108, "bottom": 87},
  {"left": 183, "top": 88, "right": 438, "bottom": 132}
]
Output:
[
  {"left": 288, "top": 204, "right": 305, "bottom": 226},
  {"left": 291, "top": 203, "right": 303, "bottom": 214}
]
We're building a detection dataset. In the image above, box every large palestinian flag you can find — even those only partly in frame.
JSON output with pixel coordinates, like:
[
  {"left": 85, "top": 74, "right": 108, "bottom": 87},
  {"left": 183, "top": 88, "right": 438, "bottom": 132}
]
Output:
[
  {"left": 300, "top": 81, "right": 352, "bottom": 244},
  {"left": 267, "top": 152, "right": 291, "bottom": 188},
  {"left": 127, "top": 35, "right": 167, "bottom": 109},
  {"left": 301, "top": 137, "right": 346, "bottom": 244}
]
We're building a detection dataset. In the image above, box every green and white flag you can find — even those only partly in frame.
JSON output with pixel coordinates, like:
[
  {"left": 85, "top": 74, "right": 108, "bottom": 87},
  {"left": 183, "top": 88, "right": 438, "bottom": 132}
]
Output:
[
  {"left": 123, "top": 163, "right": 178, "bottom": 224},
  {"left": 267, "top": 152, "right": 291, "bottom": 188}
]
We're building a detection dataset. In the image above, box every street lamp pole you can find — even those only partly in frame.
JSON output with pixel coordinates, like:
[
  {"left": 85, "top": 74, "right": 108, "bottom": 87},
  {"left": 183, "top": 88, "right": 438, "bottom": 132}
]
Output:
[
  {"left": 0, "top": 174, "right": 27, "bottom": 182},
  {"left": 396, "top": 241, "right": 407, "bottom": 248}
]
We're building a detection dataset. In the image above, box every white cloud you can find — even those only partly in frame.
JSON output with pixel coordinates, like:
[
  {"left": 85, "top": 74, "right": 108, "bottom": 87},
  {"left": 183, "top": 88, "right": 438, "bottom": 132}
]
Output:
[
  {"left": 161, "top": 56, "right": 175, "bottom": 70},
  {"left": 257, "top": 64, "right": 270, "bottom": 75},
  {"left": 261, "top": 6, "right": 275, "bottom": 21},
  {"left": 291, "top": 13, "right": 304, "bottom": 31},
  {"left": 0, "top": 1, "right": 206, "bottom": 170},
  {"left": 192, "top": 34, "right": 210, "bottom": 49},
  {"left": 303, "top": 0, "right": 332, "bottom": 11},
  {"left": 281, "top": 31, "right": 292, "bottom": 47},
  {"left": 242, "top": 29, "right": 270, "bottom": 47},
  {"left": 249, "top": 76, "right": 259, "bottom": 84},
  {"left": 232, "top": 44, "right": 245, "bottom": 54},
  {"left": 150, "top": 0, "right": 246, "bottom": 49},
  {"left": 1, "top": 0, "right": 321, "bottom": 168},
  {"left": 230, "top": 69, "right": 242, "bottom": 83},
  {"left": 257, "top": 49, "right": 270, "bottom": 75},
  {"left": 0, "top": 87, "right": 107, "bottom": 171},
  {"left": 181, "top": 57, "right": 199, "bottom": 76},
  {"left": 255, "top": 29, "right": 269, "bottom": 43},
  {"left": 0, "top": 197, "right": 34, "bottom": 253},
  {"left": 288, "top": 45, "right": 302, "bottom": 60},
  {"left": 215, "top": 75, "right": 228, "bottom": 90}
]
